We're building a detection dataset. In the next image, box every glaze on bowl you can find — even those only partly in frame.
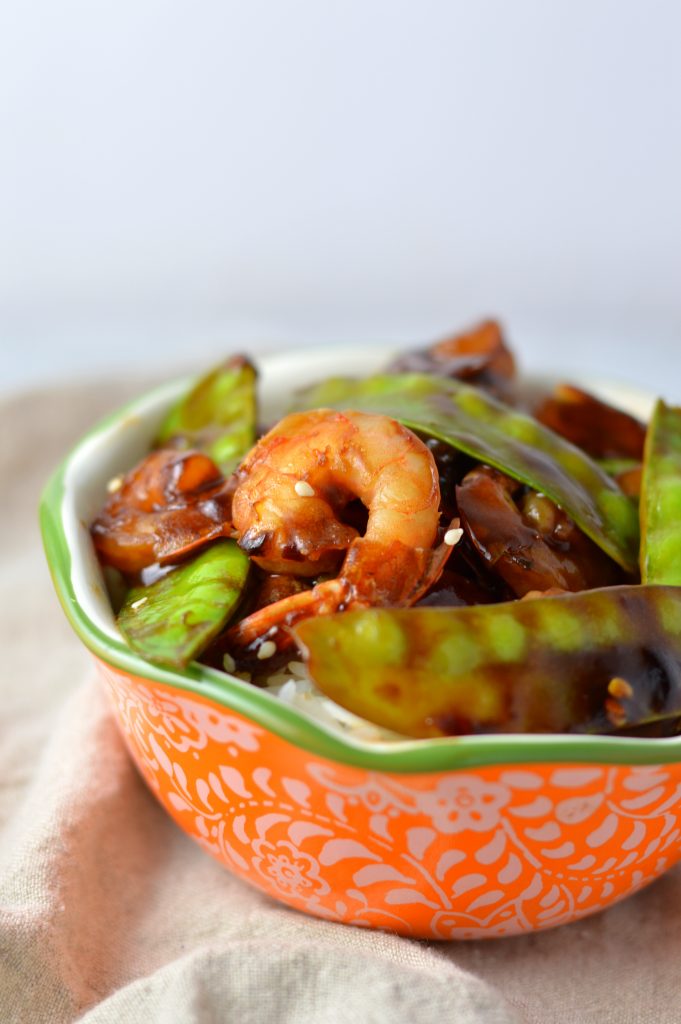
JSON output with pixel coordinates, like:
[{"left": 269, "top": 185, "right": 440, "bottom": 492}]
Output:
[{"left": 40, "top": 347, "right": 681, "bottom": 939}]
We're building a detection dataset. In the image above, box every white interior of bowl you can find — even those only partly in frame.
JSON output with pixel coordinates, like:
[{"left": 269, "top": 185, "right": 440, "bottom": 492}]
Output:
[{"left": 61, "top": 346, "right": 656, "bottom": 659}]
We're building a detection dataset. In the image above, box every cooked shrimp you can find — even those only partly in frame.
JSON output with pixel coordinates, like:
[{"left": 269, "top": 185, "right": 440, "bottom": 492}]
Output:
[
  {"left": 232, "top": 409, "right": 441, "bottom": 574},
  {"left": 227, "top": 409, "right": 452, "bottom": 658}
]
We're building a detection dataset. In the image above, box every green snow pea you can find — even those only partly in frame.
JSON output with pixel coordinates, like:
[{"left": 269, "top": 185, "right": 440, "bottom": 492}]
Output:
[
  {"left": 115, "top": 357, "right": 256, "bottom": 664},
  {"left": 157, "top": 355, "right": 257, "bottom": 474},
  {"left": 295, "top": 373, "right": 639, "bottom": 572},
  {"left": 294, "top": 586, "right": 681, "bottom": 737},
  {"left": 640, "top": 400, "right": 681, "bottom": 584},
  {"left": 598, "top": 457, "right": 641, "bottom": 477},
  {"left": 118, "top": 541, "right": 250, "bottom": 669}
]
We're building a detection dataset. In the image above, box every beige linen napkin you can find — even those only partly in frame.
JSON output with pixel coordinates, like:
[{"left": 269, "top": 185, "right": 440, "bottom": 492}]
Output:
[{"left": 1, "top": 380, "right": 679, "bottom": 1024}]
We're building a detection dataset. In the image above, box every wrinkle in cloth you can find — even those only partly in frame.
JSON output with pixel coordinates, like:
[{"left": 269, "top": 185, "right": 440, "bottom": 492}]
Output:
[{"left": 1, "top": 379, "right": 679, "bottom": 1024}]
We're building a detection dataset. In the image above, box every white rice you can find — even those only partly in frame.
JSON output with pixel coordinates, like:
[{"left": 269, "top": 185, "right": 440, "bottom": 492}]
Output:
[{"left": 260, "top": 660, "right": 406, "bottom": 743}]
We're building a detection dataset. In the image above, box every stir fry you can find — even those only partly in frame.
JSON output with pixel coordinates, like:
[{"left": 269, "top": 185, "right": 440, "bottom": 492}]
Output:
[{"left": 91, "top": 323, "right": 681, "bottom": 739}]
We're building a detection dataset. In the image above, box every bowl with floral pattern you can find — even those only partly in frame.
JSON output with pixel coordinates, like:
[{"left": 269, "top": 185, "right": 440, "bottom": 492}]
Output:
[{"left": 40, "top": 347, "right": 681, "bottom": 939}]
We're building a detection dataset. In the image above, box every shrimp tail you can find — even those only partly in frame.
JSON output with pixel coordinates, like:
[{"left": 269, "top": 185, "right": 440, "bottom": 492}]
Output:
[
  {"left": 339, "top": 536, "right": 453, "bottom": 607},
  {"left": 225, "top": 533, "right": 454, "bottom": 665},
  {"left": 224, "top": 581, "right": 346, "bottom": 663}
]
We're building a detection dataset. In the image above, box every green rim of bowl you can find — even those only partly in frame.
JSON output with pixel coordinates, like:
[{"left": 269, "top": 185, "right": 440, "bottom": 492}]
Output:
[{"left": 40, "top": 375, "right": 681, "bottom": 773}]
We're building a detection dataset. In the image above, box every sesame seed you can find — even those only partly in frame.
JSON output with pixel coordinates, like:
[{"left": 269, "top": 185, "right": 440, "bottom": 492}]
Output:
[
  {"left": 222, "top": 653, "right": 236, "bottom": 673},
  {"left": 106, "top": 475, "right": 123, "bottom": 493},
  {"left": 288, "top": 661, "right": 308, "bottom": 679},
  {"left": 130, "top": 597, "right": 148, "bottom": 610},
  {"left": 257, "top": 640, "right": 277, "bottom": 660},
  {"left": 444, "top": 527, "right": 464, "bottom": 547},
  {"left": 294, "top": 480, "right": 315, "bottom": 497}
]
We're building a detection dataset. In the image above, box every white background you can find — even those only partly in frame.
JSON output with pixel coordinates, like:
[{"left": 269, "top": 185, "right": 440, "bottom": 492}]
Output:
[{"left": 1, "top": 1, "right": 680, "bottom": 396}]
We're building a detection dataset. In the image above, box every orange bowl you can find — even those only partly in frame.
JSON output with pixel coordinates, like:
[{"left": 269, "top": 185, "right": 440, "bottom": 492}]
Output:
[{"left": 40, "top": 348, "right": 681, "bottom": 939}]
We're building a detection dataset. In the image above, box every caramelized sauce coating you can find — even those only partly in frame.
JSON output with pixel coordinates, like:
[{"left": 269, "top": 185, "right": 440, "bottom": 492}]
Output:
[
  {"left": 389, "top": 320, "right": 516, "bottom": 398},
  {"left": 456, "top": 466, "right": 625, "bottom": 597},
  {"left": 534, "top": 384, "right": 646, "bottom": 460},
  {"left": 91, "top": 450, "right": 234, "bottom": 575}
]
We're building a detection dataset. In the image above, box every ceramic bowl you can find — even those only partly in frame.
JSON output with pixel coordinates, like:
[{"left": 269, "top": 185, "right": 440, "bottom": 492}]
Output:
[{"left": 40, "top": 347, "right": 681, "bottom": 939}]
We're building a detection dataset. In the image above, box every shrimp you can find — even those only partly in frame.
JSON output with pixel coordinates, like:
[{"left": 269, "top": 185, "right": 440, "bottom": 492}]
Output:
[{"left": 227, "top": 409, "right": 452, "bottom": 659}]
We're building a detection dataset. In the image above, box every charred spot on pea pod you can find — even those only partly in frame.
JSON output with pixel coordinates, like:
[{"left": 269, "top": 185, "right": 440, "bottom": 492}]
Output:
[
  {"left": 580, "top": 641, "right": 681, "bottom": 734},
  {"left": 376, "top": 681, "right": 403, "bottom": 702},
  {"left": 428, "top": 711, "right": 487, "bottom": 736},
  {"left": 638, "top": 644, "right": 681, "bottom": 714},
  {"left": 295, "top": 587, "right": 681, "bottom": 738}
]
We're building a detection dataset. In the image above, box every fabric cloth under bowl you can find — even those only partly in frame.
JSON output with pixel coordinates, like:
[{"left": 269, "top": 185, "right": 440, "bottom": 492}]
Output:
[{"left": 1, "top": 378, "right": 679, "bottom": 1024}]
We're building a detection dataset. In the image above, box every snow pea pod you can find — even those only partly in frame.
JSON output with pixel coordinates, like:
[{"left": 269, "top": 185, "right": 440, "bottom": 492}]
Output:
[
  {"left": 640, "top": 400, "right": 681, "bottom": 584},
  {"left": 157, "top": 355, "right": 257, "bottom": 474},
  {"left": 598, "top": 457, "right": 641, "bottom": 480},
  {"left": 295, "top": 373, "right": 639, "bottom": 572},
  {"left": 118, "top": 541, "right": 250, "bottom": 669},
  {"left": 294, "top": 586, "right": 681, "bottom": 737}
]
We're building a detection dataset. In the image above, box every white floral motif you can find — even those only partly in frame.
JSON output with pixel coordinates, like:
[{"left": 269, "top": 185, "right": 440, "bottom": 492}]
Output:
[
  {"left": 307, "top": 765, "right": 418, "bottom": 815},
  {"left": 99, "top": 667, "right": 681, "bottom": 938},
  {"left": 174, "top": 697, "right": 262, "bottom": 751},
  {"left": 355, "top": 782, "right": 396, "bottom": 813},
  {"left": 103, "top": 670, "right": 261, "bottom": 756},
  {"left": 417, "top": 776, "right": 510, "bottom": 834},
  {"left": 253, "top": 839, "right": 330, "bottom": 899}
]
